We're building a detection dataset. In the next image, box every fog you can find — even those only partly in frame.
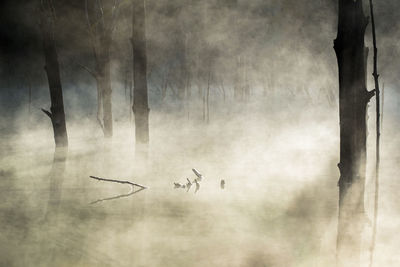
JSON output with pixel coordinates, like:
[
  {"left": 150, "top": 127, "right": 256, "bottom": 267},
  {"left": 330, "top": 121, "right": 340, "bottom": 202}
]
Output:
[
  {"left": 1, "top": 0, "right": 400, "bottom": 266},
  {"left": 1, "top": 95, "right": 399, "bottom": 266}
]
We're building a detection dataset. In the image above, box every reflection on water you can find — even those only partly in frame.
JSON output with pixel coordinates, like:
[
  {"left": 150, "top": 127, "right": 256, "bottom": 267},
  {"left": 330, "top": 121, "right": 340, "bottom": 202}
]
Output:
[
  {"left": 0, "top": 107, "right": 398, "bottom": 266},
  {"left": 45, "top": 148, "right": 68, "bottom": 220}
]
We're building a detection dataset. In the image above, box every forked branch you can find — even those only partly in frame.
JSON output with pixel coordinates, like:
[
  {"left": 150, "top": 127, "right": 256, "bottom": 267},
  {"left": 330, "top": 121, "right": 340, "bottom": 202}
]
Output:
[
  {"left": 89, "top": 175, "right": 148, "bottom": 204},
  {"left": 89, "top": 175, "right": 147, "bottom": 189}
]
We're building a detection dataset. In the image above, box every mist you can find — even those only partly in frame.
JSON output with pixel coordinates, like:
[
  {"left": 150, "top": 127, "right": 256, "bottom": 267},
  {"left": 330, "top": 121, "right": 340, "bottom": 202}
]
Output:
[{"left": 0, "top": 0, "right": 399, "bottom": 266}]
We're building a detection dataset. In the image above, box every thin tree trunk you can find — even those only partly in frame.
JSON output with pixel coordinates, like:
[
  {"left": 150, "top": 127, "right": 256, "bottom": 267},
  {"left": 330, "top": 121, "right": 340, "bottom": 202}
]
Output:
[
  {"left": 132, "top": 0, "right": 150, "bottom": 155},
  {"left": 94, "top": 39, "right": 113, "bottom": 137},
  {"left": 202, "top": 83, "right": 206, "bottom": 122},
  {"left": 28, "top": 77, "right": 32, "bottom": 115},
  {"left": 130, "top": 71, "right": 134, "bottom": 121},
  {"left": 369, "top": 0, "right": 381, "bottom": 265},
  {"left": 234, "top": 56, "right": 243, "bottom": 101},
  {"left": 84, "top": 0, "right": 115, "bottom": 138},
  {"left": 161, "top": 69, "right": 169, "bottom": 102},
  {"left": 220, "top": 78, "right": 226, "bottom": 103},
  {"left": 124, "top": 60, "right": 128, "bottom": 104},
  {"left": 94, "top": 76, "right": 104, "bottom": 129},
  {"left": 40, "top": 3, "right": 68, "bottom": 148},
  {"left": 177, "top": 33, "right": 188, "bottom": 102},
  {"left": 243, "top": 59, "right": 250, "bottom": 101},
  {"left": 381, "top": 83, "right": 384, "bottom": 129},
  {"left": 334, "top": 1, "right": 374, "bottom": 266},
  {"left": 99, "top": 55, "right": 113, "bottom": 138},
  {"left": 233, "top": 0, "right": 244, "bottom": 102},
  {"left": 206, "top": 71, "right": 211, "bottom": 124}
]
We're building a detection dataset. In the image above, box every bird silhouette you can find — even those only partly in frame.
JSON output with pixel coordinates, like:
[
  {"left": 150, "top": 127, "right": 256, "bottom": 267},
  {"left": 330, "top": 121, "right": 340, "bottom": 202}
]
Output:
[
  {"left": 174, "top": 182, "right": 183, "bottom": 189},
  {"left": 194, "top": 179, "right": 200, "bottom": 193},
  {"left": 186, "top": 178, "right": 192, "bottom": 192},
  {"left": 192, "top": 168, "right": 203, "bottom": 182}
]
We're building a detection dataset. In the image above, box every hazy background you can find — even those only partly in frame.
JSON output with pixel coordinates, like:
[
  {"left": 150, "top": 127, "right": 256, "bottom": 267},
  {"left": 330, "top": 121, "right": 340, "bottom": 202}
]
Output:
[{"left": 0, "top": 0, "right": 399, "bottom": 266}]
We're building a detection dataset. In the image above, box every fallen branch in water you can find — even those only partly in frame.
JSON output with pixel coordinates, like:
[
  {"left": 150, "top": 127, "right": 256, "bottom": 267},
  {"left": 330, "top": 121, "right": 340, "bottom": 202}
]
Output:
[
  {"left": 89, "top": 175, "right": 147, "bottom": 189},
  {"left": 89, "top": 175, "right": 148, "bottom": 204}
]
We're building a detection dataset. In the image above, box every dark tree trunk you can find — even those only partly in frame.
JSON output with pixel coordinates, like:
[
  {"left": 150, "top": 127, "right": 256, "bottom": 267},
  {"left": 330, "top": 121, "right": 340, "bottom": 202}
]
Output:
[
  {"left": 132, "top": 0, "right": 150, "bottom": 154},
  {"left": 28, "top": 76, "right": 32, "bottom": 115},
  {"left": 40, "top": 4, "right": 68, "bottom": 148},
  {"left": 368, "top": 0, "right": 381, "bottom": 265},
  {"left": 334, "top": 0, "right": 374, "bottom": 266}
]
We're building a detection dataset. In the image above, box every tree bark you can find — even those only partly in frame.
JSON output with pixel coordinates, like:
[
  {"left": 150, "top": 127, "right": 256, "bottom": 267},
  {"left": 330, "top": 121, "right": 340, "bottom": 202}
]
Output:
[
  {"left": 40, "top": 3, "right": 68, "bottom": 147},
  {"left": 84, "top": 0, "right": 115, "bottom": 137},
  {"left": 368, "top": 0, "right": 381, "bottom": 265},
  {"left": 334, "top": 1, "right": 374, "bottom": 266},
  {"left": 132, "top": 0, "right": 150, "bottom": 154},
  {"left": 96, "top": 44, "right": 113, "bottom": 138}
]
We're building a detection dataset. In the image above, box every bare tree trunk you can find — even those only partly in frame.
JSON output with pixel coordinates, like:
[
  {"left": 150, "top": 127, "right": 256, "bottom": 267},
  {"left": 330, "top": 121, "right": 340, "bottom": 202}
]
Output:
[
  {"left": 206, "top": 71, "right": 211, "bottom": 124},
  {"left": 177, "top": 34, "right": 187, "bottom": 102},
  {"left": 334, "top": 1, "right": 374, "bottom": 266},
  {"left": 132, "top": 0, "right": 150, "bottom": 155},
  {"left": 243, "top": 58, "right": 250, "bottom": 101},
  {"left": 234, "top": 56, "right": 244, "bottom": 101},
  {"left": 233, "top": 0, "right": 244, "bottom": 102},
  {"left": 28, "top": 76, "right": 32, "bottom": 115},
  {"left": 381, "top": 83, "right": 384, "bottom": 129},
  {"left": 97, "top": 50, "right": 113, "bottom": 137},
  {"left": 202, "top": 82, "right": 206, "bottom": 122},
  {"left": 220, "top": 78, "right": 226, "bottom": 103},
  {"left": 94, "top": 75, "right": 104, "bottom": 129},
  {"left": 83, "top": 0, "right": 117, "bottom": 137},
  {"left": 160, "top": 69, "right": 169, "bottom": 102},
  {"left": 40, "top": 2, "right": 68, "bottom": 148},
  {"left": 130, "top": 70, "right": 134, "bottom": 121},
  {"left": 368, "top": 0, "right": 381, "bottom": 265}
]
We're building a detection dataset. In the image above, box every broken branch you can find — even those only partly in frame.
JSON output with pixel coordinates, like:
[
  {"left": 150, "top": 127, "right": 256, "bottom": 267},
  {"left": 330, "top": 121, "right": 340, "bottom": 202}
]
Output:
[
  {"left": 78, "top": 63, "right": 98, "bottom": 78},
  {"left": 89, "top": 175, "right": 147, "bottom": 189},
  {"left": 41, "top": 108, "right": 52, "bottom": 119}
]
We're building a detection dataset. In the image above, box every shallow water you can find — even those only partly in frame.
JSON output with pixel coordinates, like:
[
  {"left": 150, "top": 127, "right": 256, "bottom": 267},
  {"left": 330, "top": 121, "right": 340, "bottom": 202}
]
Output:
[{"left": 0, "top": 103, "right": 398, "bottom": 267}]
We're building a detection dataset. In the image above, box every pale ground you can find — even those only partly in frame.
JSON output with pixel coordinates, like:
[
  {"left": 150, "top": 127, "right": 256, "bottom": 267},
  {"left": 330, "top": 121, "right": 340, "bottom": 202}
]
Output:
[{"left": 0, "top": 100, "right": 399, "bottom": 267}]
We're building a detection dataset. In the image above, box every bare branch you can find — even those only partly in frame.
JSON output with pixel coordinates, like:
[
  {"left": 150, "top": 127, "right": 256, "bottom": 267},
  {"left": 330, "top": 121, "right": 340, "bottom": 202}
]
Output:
[
  {"left": 89, "top": 175, "right": 147, "bottom": 204},
  {"left": 89, "top": 175, "right": 147, "bottom": 189},
  {"left": 78, "top": 63, "right": 97, "bottom": 78},
  {"left": 41, "top": 108, "right": 52, "bottom": 119},
  {"left": 367, "top": 89, "right": 376, "bottom": 102}
]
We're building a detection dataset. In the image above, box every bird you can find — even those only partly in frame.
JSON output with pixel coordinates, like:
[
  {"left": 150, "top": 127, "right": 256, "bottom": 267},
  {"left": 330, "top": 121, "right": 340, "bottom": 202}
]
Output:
[
  {"left": 194, "top": 179, "right": 200, "bottom": 193},
  {"left": 220, "top": 179, "right": 225, "bottom": 189},
  {"left": 186, "top": 178, "right": 192, "bottom": 192},
  {"left": 192, "top": 168, "right": 203, "bottom": 182},
  {"left": 174, "top": 182, "right": 183, "bottom": 189}
]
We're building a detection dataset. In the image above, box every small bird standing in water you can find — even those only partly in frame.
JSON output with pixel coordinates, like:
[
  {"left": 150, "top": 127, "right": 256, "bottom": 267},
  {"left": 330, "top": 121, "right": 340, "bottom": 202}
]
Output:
[
  {"left": 194, "top": 179, "right": 200, "bottom": 193},
  {"left": 192, "top": 168, "right": 203, "bottom": 182},
  {"left": 220, "top": 179, "right": 225, "bottom": 189},
  {"left": 174, "top": 182, "right": 183, "bottom": 189},
  {"left": 186, "top": 178, "right": 192, "bottom": 192}
]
